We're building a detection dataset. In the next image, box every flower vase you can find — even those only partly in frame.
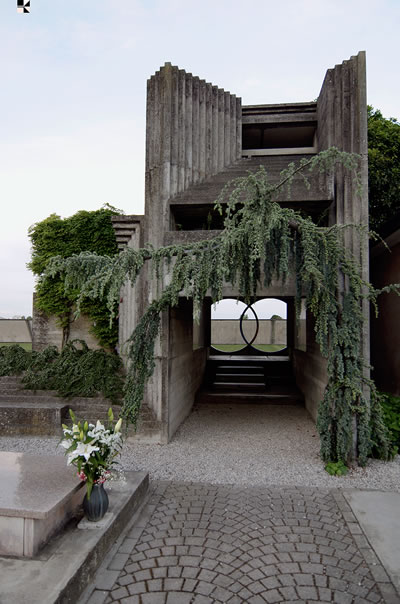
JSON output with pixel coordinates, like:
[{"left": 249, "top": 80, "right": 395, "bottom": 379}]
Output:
[{"left": 83, "top": 483, "right": 109, "bottom": 521}]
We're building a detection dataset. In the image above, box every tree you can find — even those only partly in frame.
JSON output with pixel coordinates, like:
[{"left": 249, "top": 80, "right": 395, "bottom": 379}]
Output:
[
  {"left": 28, "top": 205, "right": 122, "bottom": 348},
  {"left": 45, "top": 149, "right": 399, "bottom": 466},
  {"left": 368, "top": 107, "right": 400, "bottom": 236}
]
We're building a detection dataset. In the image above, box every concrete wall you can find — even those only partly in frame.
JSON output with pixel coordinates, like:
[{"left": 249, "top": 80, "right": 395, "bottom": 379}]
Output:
[
  {"left": 142, "top": 64, "right": 241, "bottom": 441},
  {"left": 118, "top": 223, "right": 143, "bottom": 363},
  {"left": 293, "top": 52, "right": 369, "bottom": 421},
  {"left": 370, "top": 233, "right": 400, "bottom": 395},
  {"left": 168, "top": 299, "right": 207, "bottom": 440},
  {"left": 0, "top": 319, "right": 32, "bottom": 349},
  {"left": 211, "top": 319, "right": 286, "bottom": 346},
  {"left": 32, "top": 299, "right": 100, "bottom": 352},
  {"left": 293, "top": 312, "right": 328, "bottom": 421}
]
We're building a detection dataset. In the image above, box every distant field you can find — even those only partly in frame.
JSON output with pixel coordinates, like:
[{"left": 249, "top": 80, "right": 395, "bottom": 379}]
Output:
[
  {"left": 212, "top": 344, "right": 285, "bottom": 353},
  {"left": 0, "top": 342, "right": 32, "bottom": 351}
]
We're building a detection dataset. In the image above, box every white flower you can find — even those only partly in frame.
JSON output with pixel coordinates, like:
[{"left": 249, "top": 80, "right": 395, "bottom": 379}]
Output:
[
  {"left": 60, "top": 439, "right": 71, "bottom": 449},
  {"left": 73, "top": 441, "right": 100, "bottom": 462},
  {"left": 72, "top": 424, "right": 80, "bottom": 434}
]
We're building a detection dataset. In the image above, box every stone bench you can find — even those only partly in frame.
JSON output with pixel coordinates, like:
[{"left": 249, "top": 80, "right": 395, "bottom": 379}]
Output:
[
  {"left": 0, "top": 401, "right": 69, "bottom": 436},
  {"left": 0, "top": 452, "right": 84, "bottom": 557}
]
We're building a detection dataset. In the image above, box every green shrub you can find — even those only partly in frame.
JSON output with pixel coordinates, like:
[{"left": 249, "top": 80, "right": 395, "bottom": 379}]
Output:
[
  {"left": 1, "top": 341, "right": 124, "bottom": 403},
  {"left": 0, "top": 345, "right": 30, "bottom": 376},
  {"left": 376, "top": 392, "right": 400, "bottom": 457}
]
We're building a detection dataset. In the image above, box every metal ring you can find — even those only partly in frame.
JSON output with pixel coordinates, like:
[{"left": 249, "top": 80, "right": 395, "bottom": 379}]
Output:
[{"left": 239, "top": 304, "right": 259, "bottom": 347}]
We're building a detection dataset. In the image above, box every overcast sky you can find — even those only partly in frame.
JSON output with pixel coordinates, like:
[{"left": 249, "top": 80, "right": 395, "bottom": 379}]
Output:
[{"left": 0, "top": 0, "right": 399, "bottom": 318}]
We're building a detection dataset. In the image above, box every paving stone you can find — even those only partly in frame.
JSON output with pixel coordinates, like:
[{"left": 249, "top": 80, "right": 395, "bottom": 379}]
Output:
[
  {"left": 81, "top": 482, "right": 397, "bottom": 604},
  {"left": 297, "top": 585, "right": 319, "bottom": 600},
  {"left": 127, "top": 581, "right": 146, "bottom": 596},
  {"left": 141, "top": 594, "right": 166, "bottom": 604},
  {"left": 165, "top": 592, "right": 193, "bottom": 603}
]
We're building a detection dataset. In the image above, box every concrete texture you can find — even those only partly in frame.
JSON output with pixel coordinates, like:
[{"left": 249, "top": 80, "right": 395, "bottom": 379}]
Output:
[
  {"left": 0, "top": 471, "right": 149, "bottom": 604},
  {"left": 115, "top": 53, "right": 369, "bottom": 445},
  {"left": 79, "top": 482, "right": 400, "bottom": 604},
  {"left": 344, "top": 490, "right": 400, "bottom": 595},
  {"left": 32, "top": 295, "right": 100, "bottom": 352},
  {"left": 0, "top": 318, "right": 32, "bottom": 347},
  {"left": 0, "top": 452, "right": 84, "bottom": 556},
  {"left": 211, "top": 319, "right": 287, "bottom": 347}
]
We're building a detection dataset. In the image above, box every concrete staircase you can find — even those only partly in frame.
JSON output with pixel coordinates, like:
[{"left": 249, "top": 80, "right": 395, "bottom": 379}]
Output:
[
  {"left": 0, "top": 375, "right": 162, "bottom": 440},
  {"left": 195, "top": 355, "right": 304, "bottom": 405}
]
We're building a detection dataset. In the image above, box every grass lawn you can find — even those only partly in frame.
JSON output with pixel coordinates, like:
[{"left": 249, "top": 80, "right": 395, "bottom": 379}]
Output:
[
  {"left": 212, "top": 344, "right": 285, "bottom": 353},
  {"left": 0, "top": 342, "right": 32, "bottom": 351}
]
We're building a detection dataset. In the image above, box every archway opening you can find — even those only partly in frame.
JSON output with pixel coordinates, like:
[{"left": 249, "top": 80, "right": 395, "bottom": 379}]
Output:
[{"left": 210, "top": 298, "right": 288, "bottom": 354}]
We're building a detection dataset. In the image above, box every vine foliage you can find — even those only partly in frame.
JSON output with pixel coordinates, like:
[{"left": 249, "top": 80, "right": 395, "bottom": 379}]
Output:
[
  {"left": 44, "top": 148, "right": 399, "bottom": 465},
  {"left": 0, "top": 341, "right": 124, "bottom": 402},
  {"left": 28, "top": 204, "right": 121, "bottom": 348}
]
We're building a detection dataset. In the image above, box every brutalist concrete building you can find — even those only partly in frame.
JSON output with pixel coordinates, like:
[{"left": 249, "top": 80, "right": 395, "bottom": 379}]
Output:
[{"left": 113, "top": 51, "right": 368, "bottom": 443}]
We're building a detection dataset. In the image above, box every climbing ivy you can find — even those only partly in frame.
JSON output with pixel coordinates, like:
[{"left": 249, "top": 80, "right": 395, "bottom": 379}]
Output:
[
  {"left": 28, "top": 204, "right": 121, "bottom": 348},
  {"left": 44, "top": 148, "right": 399, "bottom": 465}
]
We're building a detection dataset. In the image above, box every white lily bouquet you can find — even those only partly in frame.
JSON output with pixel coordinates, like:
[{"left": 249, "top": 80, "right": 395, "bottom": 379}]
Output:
[{"left": 61, "top": 408, "right": 123, "bottom": 499}]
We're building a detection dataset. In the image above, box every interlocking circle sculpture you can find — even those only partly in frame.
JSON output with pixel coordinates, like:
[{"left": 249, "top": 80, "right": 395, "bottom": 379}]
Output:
[{"left": 239, "top": 304, "right": 259, "bottom": 347}]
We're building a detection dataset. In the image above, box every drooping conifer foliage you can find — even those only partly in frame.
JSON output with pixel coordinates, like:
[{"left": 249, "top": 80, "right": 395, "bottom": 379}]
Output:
[{"left": 44, "top": 148, "right": 399, "bottom": 465}]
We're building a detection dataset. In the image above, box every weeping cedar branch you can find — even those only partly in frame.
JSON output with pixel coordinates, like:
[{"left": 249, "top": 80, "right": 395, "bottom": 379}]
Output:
[{"left": 44, "top": 148, "right": 400, "bottom": 465}]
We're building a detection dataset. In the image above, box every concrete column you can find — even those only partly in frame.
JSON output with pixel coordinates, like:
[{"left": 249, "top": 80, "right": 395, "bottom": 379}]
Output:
[
  {"left": 199, "top": 80, "right": 207, "bottom": 181},
  {"left": 178, "top": 69, "right": 186, "bottom": 193},
  {"left": 212, "top": 86, "right": 219, "bottom": 174},
  {"left": 205, "top": 82, "right": 212, "bottom": 176},
  {"left": 217, "top": 89, "right": 225, "bottom": 171},
  {"left": 236, "top": 97, "right": 242, "bottom": 159},
  {"left": 224, "top": 90, "right": 231, "bottom": 167},
  {"left": 230, "top": 95, "right": 237, "bottom": 163},
  {"left": 161, "top": 64, "right": 172, "bottom": 206},
  {"left": 184, "top": 73, "right": 193, "bottom": 189},
  {"left": 170, "top": 66, "right": 179, "bottom": 198},
  {"left": 192, "top": 77, "right": 200, "bottom": 184}
]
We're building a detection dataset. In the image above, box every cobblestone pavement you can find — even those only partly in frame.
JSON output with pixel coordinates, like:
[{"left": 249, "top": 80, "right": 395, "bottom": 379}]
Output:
[{"left": 82, "top": 482, "right": 400, "bottom": 604}]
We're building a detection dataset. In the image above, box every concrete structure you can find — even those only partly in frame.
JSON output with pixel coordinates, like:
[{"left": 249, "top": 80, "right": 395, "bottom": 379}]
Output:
[
  {"left": 0, "top": 318, "right": 32, "bottom": 350},
  {"left": 0, "top": 470, "right": 148, "bottom": 603},
  {"left": 114, "top": 52, "right": 369, "bottom": 443},
  {"left": 31, "top": 296, "right": 100, "bottom": 352},
  {"left": 0, "top": 452, "right": 84, "bottom": 557},
  {"left": 211, "top": 318, "right": 287, "bottom": 348}
]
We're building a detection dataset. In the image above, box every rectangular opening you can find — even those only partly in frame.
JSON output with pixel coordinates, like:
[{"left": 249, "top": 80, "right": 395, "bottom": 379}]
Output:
[{"left": 242, "top": 122, "right": 317, "bottom": 151}]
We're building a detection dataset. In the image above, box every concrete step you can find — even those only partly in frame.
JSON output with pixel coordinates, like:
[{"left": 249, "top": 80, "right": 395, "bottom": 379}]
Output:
[
  {"left": 215, "top": 373, "right": 264, "bottom": 383},
  {"left": 196, "top": 391, "right": 304, "bottom": 405},
  {"left": 0, "top": 388, "right": 60, "bottom": 397},
  {"left": 0, "top": 393, "right": 113, "bottom": 405},
  {"left": 212, "top": 382, "right": 266, "bottom": 392},
  {"left": 0, "top": 401, "right": 69, "bottom": 436},
  {"left": 215, "top": 365, "right": 264, "bottom": 373}
]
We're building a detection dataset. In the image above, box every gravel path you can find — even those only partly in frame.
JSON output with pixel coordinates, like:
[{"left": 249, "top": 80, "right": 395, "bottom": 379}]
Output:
[{"left": 1, "top": 403, "right": 399, "bottom": 491}]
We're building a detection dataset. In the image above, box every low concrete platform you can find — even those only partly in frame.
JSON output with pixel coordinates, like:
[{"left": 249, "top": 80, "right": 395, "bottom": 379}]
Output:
[
  {"left": 0, "top": 470, "right": 149, "bottom": 604},
  {"left": 344, "top": 489, "right": 400, "bottom": 596},
  {"left": 0, "top": 452, "right": 85, "bottom": 556},
  {"left": 0, "top": 402, "right": 69, "bottom": 436}
]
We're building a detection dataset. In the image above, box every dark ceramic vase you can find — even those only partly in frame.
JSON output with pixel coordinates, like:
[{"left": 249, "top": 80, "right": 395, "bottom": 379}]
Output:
[{"left": 83, "top": 483, "right": 109, "bottom": 521}]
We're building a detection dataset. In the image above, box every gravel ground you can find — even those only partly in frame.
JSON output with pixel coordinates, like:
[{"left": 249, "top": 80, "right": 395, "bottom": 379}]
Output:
[{"left": 1, "top": 403, "right": 399, "bottom": 491}]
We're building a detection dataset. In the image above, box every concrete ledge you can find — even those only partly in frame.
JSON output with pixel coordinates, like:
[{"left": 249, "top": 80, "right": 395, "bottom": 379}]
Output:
[
  {"left": 0, "top": 402, "right": 69, "bottom": 436},
  {"left": 0, "top": 471, "right": 149, "bottom": 604}
]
